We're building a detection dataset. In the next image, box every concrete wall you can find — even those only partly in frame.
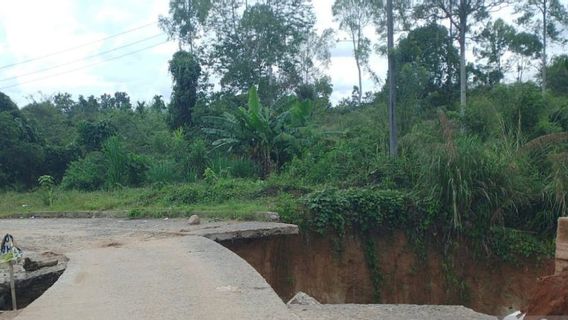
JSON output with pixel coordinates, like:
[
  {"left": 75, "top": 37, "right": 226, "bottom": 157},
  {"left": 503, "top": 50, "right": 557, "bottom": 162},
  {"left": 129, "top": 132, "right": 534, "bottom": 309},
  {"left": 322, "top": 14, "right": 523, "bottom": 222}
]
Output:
[{"left": 557, "top": 217, "right": 568, "bottom": 274}]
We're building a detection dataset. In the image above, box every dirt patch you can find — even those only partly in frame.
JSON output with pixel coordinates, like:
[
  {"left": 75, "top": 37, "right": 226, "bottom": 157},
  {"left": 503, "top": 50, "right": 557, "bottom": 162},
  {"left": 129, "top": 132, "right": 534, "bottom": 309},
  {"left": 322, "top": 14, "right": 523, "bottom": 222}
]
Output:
[
  {"left": 222, "top": 232, "right": 553, "bottom": 316},
  {"left": 101, "top": 241, "right": 123, "bottom": 248},
  {"left": 522, "top": 271, "right": 568, "bottom": 319}
]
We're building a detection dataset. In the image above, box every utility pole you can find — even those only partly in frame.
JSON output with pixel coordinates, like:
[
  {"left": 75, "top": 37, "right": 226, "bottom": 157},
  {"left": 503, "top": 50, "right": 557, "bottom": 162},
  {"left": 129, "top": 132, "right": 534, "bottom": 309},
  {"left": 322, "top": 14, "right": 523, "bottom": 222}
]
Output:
[{"left": 387, "top": 0, "right": 397, "bottom": 156}]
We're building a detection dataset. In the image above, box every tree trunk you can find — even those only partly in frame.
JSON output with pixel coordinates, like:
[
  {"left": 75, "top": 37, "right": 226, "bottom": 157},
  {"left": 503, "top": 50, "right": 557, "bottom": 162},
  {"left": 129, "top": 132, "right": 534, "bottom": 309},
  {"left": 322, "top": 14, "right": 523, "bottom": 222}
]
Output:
[
  {"left": 542, "top": 0, "right": 547, "bottom": 94},
  {"left": 352, "top": 35, "right": 363, "bottom": 105},
  {"left": 387, "top": 0, "right": 397, "bottom": 156},
  {"left": 459, "top": 0, "right": 467, "bottom": 114},
  {"left": 357, "top": 58, "right": 363, "bottom": 104}
]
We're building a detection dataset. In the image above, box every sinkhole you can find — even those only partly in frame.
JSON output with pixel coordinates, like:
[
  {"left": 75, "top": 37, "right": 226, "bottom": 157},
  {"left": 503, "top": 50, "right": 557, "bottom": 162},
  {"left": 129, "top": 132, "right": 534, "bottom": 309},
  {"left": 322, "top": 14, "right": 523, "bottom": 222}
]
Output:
[{"left": 0, "top": 252, "right": 67, "bottom": 311}]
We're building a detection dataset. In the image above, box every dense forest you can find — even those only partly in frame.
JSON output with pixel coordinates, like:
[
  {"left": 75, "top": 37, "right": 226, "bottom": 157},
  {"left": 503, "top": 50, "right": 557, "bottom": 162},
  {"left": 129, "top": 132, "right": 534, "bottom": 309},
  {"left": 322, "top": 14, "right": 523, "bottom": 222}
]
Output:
[{"left": 2, "top": 0, "right": 568, "bottom": 262}]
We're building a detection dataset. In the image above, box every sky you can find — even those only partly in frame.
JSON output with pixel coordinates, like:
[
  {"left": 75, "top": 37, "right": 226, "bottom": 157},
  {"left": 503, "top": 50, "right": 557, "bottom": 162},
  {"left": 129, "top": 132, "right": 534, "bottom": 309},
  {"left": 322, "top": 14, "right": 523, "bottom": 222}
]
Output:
[
  {"left": 0, "top": 0, "right": 550, "bottom": 107},
  {"left": 0, "top": 0, "right": 384, "bottom": 107}
]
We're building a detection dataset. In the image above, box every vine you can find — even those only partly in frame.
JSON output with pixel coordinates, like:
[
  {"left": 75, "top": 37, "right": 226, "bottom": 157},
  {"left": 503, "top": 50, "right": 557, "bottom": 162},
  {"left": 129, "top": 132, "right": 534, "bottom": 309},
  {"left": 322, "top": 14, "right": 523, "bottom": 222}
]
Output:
[{"left": 362, "top": 235, "right": 382, "bottom": 302}]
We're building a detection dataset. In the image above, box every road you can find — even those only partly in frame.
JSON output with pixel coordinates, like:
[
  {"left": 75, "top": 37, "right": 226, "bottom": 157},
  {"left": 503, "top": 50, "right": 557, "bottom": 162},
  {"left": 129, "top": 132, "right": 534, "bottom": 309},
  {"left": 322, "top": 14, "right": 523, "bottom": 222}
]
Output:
[
  {"left": 13, "top": 236, "right": 296, "bottom": 320},
  {"left": 0, "top": 218, "right": 497, "bottom": 320}
]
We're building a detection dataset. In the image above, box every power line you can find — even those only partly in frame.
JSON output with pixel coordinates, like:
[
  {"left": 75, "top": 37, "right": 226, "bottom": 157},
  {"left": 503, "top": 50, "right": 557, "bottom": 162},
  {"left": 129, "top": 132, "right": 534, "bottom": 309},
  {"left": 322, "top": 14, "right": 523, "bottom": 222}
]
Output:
[
  {"left": 0, "top": 21, "right": 158, "bottom": 70},
  {"left": 0, "top": 34, "right": 165, "bottom": 82},
  {"left": 0, "top": 41, "right": 169, "bottom": 90}
]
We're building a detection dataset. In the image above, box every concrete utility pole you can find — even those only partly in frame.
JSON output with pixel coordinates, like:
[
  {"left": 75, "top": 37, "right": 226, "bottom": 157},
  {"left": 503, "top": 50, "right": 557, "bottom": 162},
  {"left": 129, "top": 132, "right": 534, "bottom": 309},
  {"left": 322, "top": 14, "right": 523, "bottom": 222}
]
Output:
[
  {"left": 387, "top": 0, "right": 397, "bottom": 156},
  {"left": 459, "top": 0, "right": 467, "bottom": 112}
]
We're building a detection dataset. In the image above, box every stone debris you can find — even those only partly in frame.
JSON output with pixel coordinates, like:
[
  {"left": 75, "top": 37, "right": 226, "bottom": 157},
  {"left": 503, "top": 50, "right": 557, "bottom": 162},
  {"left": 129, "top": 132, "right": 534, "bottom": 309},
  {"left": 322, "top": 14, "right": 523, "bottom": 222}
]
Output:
[
  {"left": 289, "top": 304, "right": 497, "bottom": 320},
  {"left": 23, "top": 256, "right": 58, "bottom": 272},
  {"left": 287, "top": 292, "right": 320, "bottom": 305},
  {"left": 188, "top": 215, "right": 201, "bottom": 225},
  {"left": 256, "top": 212, "right": 280, "bottom": 222}
]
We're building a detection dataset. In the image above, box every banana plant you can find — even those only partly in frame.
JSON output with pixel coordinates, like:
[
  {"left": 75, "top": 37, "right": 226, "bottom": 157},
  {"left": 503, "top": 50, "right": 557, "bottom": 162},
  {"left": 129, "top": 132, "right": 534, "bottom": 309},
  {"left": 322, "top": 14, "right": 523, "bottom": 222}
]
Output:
[{"left": 204, "top": 86, "right": 313, "bottom": 177}]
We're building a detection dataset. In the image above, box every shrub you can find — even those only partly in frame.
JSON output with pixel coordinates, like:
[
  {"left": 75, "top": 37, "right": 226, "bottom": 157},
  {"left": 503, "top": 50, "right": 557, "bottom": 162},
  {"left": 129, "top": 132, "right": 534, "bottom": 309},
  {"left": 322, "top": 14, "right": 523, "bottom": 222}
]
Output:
[
  {"left": 62, "top": 152, "right": 107, "bottom": 190},
  {"left": 146, "top": 160, "right": 181, "bottom": 184},
  {"left": 298, "top": 188, "right": 409, "bottom": 235}
]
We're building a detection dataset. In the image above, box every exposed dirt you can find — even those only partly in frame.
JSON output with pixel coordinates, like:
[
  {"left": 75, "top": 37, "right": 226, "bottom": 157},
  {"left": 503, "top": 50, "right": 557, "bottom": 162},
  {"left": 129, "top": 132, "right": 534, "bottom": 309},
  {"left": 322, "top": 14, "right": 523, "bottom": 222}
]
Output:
[
  {"left": 522, "top": 270, "right": 568, "bottom": 319},
  {"left": 222, "top": 231, "right": 553, "bottom": 317}
]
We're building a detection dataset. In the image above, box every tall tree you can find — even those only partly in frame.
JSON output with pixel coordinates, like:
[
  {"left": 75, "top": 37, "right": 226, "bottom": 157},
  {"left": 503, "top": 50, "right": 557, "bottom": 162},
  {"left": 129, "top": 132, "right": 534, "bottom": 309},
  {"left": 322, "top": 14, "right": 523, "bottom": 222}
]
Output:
[
  {"left": 333, "top": 0, "right": 374, "bottom": 105},
  {"left": 206, "top": 0, "right": 315, "bottom": 102},
  {"left": 509, "top": 31, "right": 543, "bottom": 82},
  {"left": 168, "top": 51, "right": 201, "bottom": 130},
  {"left": 159, "top": 0, "right": 212, "bottom": 53},
  {"left": 546, "top": 54, "right": 568, "bottom": 95},
  {"left": 515, "top": 0, "right": 568, "bottom": 93},
  {"left": 415, "top": 0, "right": 508, "bottom": 112},
  {"left": 298, "top": 29, "right": 335, "bottom": 85},
  {"left": 474, "top": 18, "right": 516, "bottom": 85},
  {"left": 0, "top": 92, "right": 45, "bottom": 189}
]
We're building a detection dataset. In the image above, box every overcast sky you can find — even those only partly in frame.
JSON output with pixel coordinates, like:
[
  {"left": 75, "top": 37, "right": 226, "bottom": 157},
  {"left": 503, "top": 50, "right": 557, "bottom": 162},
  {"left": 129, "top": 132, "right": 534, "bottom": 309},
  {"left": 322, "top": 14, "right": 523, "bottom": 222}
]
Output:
[{"left": 0, "top": 1, "right": 553, "bottom": 107}]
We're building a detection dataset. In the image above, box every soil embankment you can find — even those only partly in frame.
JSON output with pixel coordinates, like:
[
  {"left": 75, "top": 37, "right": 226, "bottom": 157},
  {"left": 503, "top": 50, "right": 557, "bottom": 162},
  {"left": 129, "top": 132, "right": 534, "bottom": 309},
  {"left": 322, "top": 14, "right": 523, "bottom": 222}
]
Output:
[
  {"left": 522, "top": 270, "right": 568, "bottom": 319},
  {"left": 223, "top": 231, "right": 553, "bottom": 316}
]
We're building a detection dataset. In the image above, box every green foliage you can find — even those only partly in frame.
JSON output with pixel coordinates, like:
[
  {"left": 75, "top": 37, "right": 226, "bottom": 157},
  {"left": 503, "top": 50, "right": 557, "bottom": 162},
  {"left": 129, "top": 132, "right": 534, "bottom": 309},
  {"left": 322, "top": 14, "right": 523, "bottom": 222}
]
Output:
[
  {"left": 38, "top": 175, "right": 55, "bottom": 206},
  {"left": 103, "top": 136, "right": 129, "bottom": 188},
  {"left": 332, "top": 0, "right": 374, "bottom": 104},
  {"left": 395, "top": 23, "right": 459, "bottom": 110},
  {"left": 207, "top": 0, "right": 315, "bottom": 100},
  {"left": 168, "top": 50, "right": 201, "bottom": 130},
  {"left": 547, "top": 55, "right": 568, "bottom": 96},
  {"left": 146, "top": 160, "right": 181, "bottom": 184},
  {"left": 62, "top": 152, "right": 107, "bottom": 190},
  {"left": 159, "top": 0, "right": 211, "bottom": 53},
  {"left": 206, "top": 87, "right": 313, "bottom": 177},
  {"left": 159, "top": 178, "right": 266, "bottom": 205},
  {"left": 487, "top": 228, "right": 554, "bottom": 263},
  {"left": 299, "top": 188, "right": 408, "bottom": 236},
  {"left": 0, "top": 96, "right": 45, "bottom": 189},
  {"left": 77, "top": 120, "right": 116, "bottom": 152}
]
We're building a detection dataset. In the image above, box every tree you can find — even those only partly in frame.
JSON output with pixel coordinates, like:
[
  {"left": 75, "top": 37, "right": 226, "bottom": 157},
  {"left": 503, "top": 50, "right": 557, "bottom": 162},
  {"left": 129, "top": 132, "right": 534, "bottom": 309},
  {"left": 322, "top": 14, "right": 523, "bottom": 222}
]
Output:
[
  {"left": 516, "top": 0, "right": 568, "bottom": 92},
  {"left": 168, "top": 50, "right": 201, "bottom": 130},
  {"left": 394, "top": 24, "right": 460, "bottom": 133},
  {"left": 509, "top": 31, "right": 543, "bottom": 82},
  {"left": 415, "top": 0, "right": 508, "bottom": 112},
  {"left": 0, "top": 92, "right": 45, "bottom": 189},
  {"left": 205, "top": 86, "right": 312, "bottom": 177},
  {"left": 474, "top": 18, "right": 516, "bottom": 85},
  {"left": 21, "top": 101, "right": 75, "bottom": 146},
  {"left": 150, "top": 95, "right": 167, "bottom": 113},
  {"left": 333, "top": 0, "right": 374, "bottom": 105},
  {"left": 546, "top": 54, "right": 568, "bottom": 95},
  {"left": 206, "top": 0, "right": 316, "bottom": 102},
  {"left": 298, "top": 29, "right": 335, "bottom": 85},
  {"left": 113, "top": 92, "right": 132, "bottom": 111},
  {"left": 76, "top": 120, "right": 116, "bottom": 152},
  {"left": 159, "top": 0, "right": 212, "bottom": 53},
  {"left": 52, "top": 92, "right": 75, "bottom": 114}
]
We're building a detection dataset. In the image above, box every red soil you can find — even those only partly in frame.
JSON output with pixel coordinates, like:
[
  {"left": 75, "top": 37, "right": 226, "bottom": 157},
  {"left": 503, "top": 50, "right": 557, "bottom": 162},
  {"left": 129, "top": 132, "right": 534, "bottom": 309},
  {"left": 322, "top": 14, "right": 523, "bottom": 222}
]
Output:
[{"left": 522, "top": 271, "right": 568, "bottom": 319}]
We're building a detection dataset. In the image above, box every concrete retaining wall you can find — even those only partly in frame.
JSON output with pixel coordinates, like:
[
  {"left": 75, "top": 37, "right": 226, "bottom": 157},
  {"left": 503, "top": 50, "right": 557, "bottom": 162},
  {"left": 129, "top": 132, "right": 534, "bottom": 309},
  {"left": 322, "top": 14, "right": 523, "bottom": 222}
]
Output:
[{"left": 556, "top": 217, "right": 568, "bottom": 274}]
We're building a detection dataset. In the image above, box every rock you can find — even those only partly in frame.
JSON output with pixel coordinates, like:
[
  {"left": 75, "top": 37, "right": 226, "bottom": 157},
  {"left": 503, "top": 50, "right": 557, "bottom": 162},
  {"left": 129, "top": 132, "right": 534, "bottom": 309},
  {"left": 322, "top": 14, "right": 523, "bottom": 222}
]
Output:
[
  {"left": 188, "top": 215, "right": 200, "bottom": 225},
  {"left": 287, "top": 292, "right": 320, "bottom": 305},
  {"left": 256, "top": 211, "right": 280, "bottom": 222},
  {"left": 23, "top": 256, "right": 58, "bottom": 272}
]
